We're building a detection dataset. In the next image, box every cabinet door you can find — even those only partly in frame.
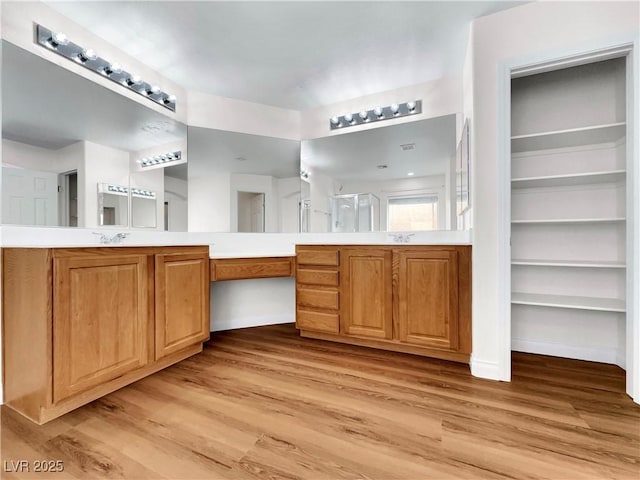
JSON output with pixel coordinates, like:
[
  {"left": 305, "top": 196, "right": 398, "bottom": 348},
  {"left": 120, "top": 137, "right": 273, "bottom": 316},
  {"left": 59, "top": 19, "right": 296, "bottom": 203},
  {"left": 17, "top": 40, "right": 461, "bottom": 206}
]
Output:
[
  {"left": 397, "top": 250, "right": 459, "bottom": 350},
  {"left": 155, "top": 252, "right": 209, "bottom": 359},
  {"left": 53, "top": 254, "right": 149, "bottom": 403},
  {"left": 340, "top": 248, "right": 393, "bottom": 339}
]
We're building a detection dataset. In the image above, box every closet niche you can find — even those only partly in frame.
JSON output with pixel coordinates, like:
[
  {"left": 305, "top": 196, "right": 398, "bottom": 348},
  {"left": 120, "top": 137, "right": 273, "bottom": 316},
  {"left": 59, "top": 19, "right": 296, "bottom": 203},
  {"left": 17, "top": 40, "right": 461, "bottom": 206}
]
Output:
[{"left": 510, "top": 57, "right": 628, "bottom": 368}]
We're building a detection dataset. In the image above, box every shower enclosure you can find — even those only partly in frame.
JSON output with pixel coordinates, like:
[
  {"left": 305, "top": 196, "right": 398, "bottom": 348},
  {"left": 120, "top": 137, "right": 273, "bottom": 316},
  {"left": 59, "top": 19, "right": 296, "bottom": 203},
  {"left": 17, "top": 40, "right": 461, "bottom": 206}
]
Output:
[{"left": 330, "top": 193, "right": 380, "bottom": 232}]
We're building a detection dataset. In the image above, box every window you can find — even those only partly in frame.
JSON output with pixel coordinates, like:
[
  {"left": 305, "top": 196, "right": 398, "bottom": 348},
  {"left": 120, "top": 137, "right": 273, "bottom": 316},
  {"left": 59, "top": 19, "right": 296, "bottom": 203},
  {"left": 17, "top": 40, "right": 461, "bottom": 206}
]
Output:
[{"left": 387, "top": 194, "right": 439, "bottom": 231}]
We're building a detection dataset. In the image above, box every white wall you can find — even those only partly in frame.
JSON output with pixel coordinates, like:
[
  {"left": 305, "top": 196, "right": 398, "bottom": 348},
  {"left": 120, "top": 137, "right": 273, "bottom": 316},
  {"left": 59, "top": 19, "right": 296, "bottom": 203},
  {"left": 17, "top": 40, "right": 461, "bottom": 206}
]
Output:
[
  {"left": 130, "top": 167, "right": 164, "bottom": 230},
  {"left": 189, "top": 173, "right": 231, "bottom": 232},
  {"left": 277, "top": 177, "right": 301, "bottom": 233},
  {"left": 2, "top": 139, "right": 59, "bottom": 171},
  {"left": 84, "top": 141, "right": 130, "bottom": 228},
  {"left": 470, "top": 1, "right": 640, "bottom": 388}
]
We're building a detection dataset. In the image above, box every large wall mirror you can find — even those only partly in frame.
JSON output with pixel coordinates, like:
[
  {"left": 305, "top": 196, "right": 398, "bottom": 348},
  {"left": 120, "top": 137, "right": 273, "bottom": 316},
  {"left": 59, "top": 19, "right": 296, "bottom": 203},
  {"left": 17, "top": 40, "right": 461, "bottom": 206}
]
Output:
[
  {"left": 188, "top": 127, "right": 300, "bottom": 232},
  {"left": 1, "top": 40, "right": 187, "bottom": 230},
  {"left": 300, "top": 114, "right": 457, "bottom": 232}
]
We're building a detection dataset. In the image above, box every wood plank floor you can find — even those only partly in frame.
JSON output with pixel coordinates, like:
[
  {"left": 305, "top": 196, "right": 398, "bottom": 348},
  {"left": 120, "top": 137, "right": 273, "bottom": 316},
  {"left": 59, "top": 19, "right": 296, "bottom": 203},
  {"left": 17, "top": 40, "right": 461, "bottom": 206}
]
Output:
[{"left": 2, "top": 324, "right": 639, "bottom": 479}]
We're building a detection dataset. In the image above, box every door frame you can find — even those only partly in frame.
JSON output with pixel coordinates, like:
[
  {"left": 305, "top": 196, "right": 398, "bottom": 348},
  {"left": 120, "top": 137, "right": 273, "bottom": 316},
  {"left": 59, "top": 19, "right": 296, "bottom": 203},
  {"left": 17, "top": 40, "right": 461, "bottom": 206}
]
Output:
[{"left": 496, "top": 39, "right": 639, "bottom": 402}]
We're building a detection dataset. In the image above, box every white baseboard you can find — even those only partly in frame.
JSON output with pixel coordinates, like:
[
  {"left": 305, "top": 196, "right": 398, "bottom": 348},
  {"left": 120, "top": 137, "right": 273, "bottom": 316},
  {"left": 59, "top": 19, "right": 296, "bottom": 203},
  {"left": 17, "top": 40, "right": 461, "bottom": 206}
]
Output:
[
  {"left": 512, "top": 338, "right": 623, "bottom": 366},
  {"left": 470, "top": 356, "right": 505, "bottom": 381},
  {"left": 212, "top": 314, "right": 294, "bottom": 332}
]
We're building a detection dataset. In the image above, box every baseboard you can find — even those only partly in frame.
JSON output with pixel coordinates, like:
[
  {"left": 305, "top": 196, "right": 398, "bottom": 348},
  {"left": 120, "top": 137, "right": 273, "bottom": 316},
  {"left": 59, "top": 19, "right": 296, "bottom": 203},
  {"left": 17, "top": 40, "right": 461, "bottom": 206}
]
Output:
[
  {"left": 512, "top": 338, "right": 623, "bottom": 366},
  {"left": 212, "top": 314, "right": 294, "bottom": 332},
  {"left": 470, "top": 356, "right": 504, "bottom": 381}
]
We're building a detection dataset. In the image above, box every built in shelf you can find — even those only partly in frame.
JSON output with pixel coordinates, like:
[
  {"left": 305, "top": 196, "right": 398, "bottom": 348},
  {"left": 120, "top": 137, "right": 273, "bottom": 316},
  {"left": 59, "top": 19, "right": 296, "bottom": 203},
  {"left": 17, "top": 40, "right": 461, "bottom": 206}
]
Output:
[
  {"left": 511, "top": 259, "right": 625, "bottom": 268},
  {"left": 511, "top": 217, "right": 625, "bottom": 225},
  {"left": 511, "top": 122, "right": 626, "bottom": 153},
  {"left": 511, "top": 292, "right": 626, "bottom": 313},
  {"left": 511, "top": 170, "right": 626, "bottom": 189}
]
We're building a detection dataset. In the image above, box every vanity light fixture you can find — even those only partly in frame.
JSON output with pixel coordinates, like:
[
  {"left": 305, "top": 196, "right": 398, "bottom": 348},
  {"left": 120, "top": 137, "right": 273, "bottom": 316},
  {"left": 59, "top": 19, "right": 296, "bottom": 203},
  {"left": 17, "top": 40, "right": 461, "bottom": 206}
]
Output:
[
  {"left": 106, "top": 184, "right": 129, "bottom": 195},
  {"left": 131, "top": 188, "right": 156, "bottom": 199},
  {"left": 329, "top": 100, "right": 422, "bottom": 130},
  {"left": 35, "top": 24, "right": 177, "bottom": 112},
  {"left": 136, "top": 150, "right": 182, "bottom": 168}
]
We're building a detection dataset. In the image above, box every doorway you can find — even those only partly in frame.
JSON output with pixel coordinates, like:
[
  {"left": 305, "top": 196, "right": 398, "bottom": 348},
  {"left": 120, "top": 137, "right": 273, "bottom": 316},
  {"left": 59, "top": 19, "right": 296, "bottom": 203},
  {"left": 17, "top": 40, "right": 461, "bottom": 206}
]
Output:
[{"left": 237, "top": 191, "right": 265, "bottom": 233}]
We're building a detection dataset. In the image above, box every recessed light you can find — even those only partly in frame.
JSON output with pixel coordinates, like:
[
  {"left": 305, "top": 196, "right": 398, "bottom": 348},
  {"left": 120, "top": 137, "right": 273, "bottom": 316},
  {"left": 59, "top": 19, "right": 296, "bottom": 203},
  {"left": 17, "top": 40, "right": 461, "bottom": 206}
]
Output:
[{"left": 407, "top": 172, "right": 415, "bottom": 176}]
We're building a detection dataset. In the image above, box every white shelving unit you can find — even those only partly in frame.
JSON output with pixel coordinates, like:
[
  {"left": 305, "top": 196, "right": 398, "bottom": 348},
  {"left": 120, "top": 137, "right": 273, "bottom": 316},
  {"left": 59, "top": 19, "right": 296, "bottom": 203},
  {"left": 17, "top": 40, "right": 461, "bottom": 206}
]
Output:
[{"left": 510, "top": 57, "right": 627, "bottom": 367}]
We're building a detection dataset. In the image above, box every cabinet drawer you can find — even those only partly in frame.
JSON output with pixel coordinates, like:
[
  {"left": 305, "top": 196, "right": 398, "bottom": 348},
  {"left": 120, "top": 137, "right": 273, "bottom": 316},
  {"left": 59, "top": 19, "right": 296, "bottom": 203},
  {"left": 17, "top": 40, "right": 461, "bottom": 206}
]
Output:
[
  {"left": 297, "top": 288, "right": 339, "bottom": 310},
  {"left": 297, "top": 249, "right": 339, "bottom": 266},
  {"left": 297, "top": 310, "right": 339, "bottom": 334},
  {"left": 211, "top": 257, "right": 293, "bottom": 281},
  {"left": 297, "top": 268, "right": 339, "bottom": 286}
]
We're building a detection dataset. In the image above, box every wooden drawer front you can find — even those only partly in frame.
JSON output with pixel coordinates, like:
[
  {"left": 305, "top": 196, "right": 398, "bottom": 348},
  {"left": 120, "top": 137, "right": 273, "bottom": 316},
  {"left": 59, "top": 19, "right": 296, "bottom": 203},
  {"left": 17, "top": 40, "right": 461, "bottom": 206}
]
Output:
[
  {"left": 297, "top": 288, "right": 339, "bottom": 310},
  {"left": 297, "top": 310, "right": 339, "bottom": 334},
  {"left": 297, "top": 269, "right": 339, "bottom": 287},
  {"left": 297, "top": 249, "right": 339, "bottom": 266},
  {"left": 211, "top": 257, "right": 293, "bottom": 281}
]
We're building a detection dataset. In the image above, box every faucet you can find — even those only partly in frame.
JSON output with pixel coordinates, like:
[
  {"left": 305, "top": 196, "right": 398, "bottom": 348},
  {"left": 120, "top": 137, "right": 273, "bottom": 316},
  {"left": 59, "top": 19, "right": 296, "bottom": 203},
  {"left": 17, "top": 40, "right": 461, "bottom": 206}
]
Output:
[
  {"left": 92, "top": 232, "right": 130, "bottom": 245},
  {"left": 390, "top": 233, "right": 415, "bottom": 243}
]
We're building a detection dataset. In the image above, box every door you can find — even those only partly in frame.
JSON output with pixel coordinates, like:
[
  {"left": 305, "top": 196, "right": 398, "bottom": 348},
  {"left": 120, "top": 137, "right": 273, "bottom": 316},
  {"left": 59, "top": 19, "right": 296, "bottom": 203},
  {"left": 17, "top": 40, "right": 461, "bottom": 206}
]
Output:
[
  {"left": 2, "top": 166, "right": 58, "bottom": 225},
  {"left": 53, "top": 254, "right": 149, "bottom": 402},
  {"left": 340, "top": 248, "right": 393, "bottom": 339},
  {"left": 155, "top": 252, "right": 209, "bottom": 359},
  {"left": 397, "top": 250, "right": 459, "bottom": 350}
]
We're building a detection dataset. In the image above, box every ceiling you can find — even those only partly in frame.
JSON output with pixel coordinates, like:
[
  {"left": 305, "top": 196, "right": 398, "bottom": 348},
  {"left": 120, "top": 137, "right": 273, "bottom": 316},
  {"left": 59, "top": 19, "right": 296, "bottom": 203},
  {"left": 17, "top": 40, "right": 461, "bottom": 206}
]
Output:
[
  {"left": 2, "top": 41, "right": 186, "bottom": 153},
  {"left": 303, "top": 114, "right": 456, "bottom": 183},
  {"left": 44, "top": 1, "right": 525, "bottom": 110}
]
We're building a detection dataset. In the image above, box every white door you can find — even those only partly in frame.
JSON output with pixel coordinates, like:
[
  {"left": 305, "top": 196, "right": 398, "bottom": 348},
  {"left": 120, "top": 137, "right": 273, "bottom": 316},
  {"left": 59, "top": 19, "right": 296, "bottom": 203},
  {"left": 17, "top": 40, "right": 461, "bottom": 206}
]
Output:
[
  {"left": 250, "top": 193, "right": 265, "bottom": 232},
  {"left": 2, "top": 167, "right": 59, "bottom": 225}
]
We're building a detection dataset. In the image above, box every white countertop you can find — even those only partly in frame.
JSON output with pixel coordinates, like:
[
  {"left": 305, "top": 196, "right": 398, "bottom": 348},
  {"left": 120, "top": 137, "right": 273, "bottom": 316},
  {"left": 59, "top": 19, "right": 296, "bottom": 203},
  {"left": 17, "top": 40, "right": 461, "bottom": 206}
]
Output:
[{"left": 0, "top": 226, "right": 472, "bottom": 253}]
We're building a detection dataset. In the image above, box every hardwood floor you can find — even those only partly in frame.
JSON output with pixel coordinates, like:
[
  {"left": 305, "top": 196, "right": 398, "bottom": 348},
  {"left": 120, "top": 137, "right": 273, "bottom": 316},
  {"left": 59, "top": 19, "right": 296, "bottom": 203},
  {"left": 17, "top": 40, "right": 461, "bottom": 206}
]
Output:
[{"left": 2, "top": 324, "right": 639, "bottom": 479}]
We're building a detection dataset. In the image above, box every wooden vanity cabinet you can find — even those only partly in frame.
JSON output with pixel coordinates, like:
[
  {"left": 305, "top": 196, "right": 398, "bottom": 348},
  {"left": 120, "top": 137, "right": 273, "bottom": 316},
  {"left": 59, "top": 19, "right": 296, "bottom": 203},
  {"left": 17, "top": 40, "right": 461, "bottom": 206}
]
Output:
[
  {"left": 296, "top": 245, "right": 471, "bottom": 363},
  {"left": 341, "top": 248, "right": 393, "bottom": 340},
  {"left": 295, "top": 246, "right": 340, "bottom": 334},
  {"left": 2, "top": 246, "right": 210, "bottom": 424}
]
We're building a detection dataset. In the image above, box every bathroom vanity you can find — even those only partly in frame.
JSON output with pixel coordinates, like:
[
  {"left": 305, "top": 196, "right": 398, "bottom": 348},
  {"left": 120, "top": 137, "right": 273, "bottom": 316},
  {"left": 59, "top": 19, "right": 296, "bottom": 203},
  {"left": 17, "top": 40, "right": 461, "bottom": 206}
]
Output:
[
  {"left": 296, "top": 244, "right": 471, "bottom": 363},
  {"left": 2, "top": 245, "right": 209, "bottom": 424}
]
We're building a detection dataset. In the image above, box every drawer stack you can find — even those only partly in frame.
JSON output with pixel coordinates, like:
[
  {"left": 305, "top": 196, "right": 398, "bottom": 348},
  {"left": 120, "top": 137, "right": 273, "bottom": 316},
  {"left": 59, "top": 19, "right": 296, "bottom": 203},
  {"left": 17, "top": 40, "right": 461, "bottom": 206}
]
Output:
[{"left": 295, "top": 246, "right": 340, "bottom": 333}]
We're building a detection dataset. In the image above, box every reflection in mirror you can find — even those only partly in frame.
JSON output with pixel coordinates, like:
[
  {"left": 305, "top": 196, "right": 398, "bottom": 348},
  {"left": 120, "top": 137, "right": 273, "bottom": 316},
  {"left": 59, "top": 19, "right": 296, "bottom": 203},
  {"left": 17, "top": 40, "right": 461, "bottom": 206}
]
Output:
[
  {"left": 301, "top": 115, "right": 457, "bottom": 232},
  {"left": 188, "top": 127, "right": 300, "bottom": 232},
  {"left": 131, "top": 190, "right": 157, "bottom": 228},
  {"left": 1, "top": 40, "right": 187, "bottom": 229},
  {"left": 97, "top": 183, "right": 129, "bottom": 226}
]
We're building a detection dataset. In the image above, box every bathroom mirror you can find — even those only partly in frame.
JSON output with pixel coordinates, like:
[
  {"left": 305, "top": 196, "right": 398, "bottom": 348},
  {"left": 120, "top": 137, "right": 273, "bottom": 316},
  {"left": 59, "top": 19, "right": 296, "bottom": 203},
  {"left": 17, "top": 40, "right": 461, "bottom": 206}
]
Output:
[
  {"left": 188, "top": 127, "right": 300, "bottom": 232},
  {"left": 97, "top": 183, "right": 129, "bottom": 227},
  {"left": 1, "top": 40, "right": 187, "bottom": 229},
  {"left": 300, "top": 114, "right": 457, "bottom": 232}
]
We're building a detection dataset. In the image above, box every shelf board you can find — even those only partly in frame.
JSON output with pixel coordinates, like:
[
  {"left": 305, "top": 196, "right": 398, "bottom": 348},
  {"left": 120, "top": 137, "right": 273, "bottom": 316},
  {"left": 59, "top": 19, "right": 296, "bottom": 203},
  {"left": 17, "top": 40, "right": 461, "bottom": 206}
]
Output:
[
  {"left": 511, "top": 170, "right": 626, "bottom": 189},
  {"left": 511, "top": 292, "right": 625, "bottom": 313},
  {"left": 511, "top": 217, "right": 625, "bottom": 225},
  {"left": 511, "top": 259, "right": 626, "bottom": 269},
  {"left": 511, "top": 122, "right": 626, "bottom": 153}
]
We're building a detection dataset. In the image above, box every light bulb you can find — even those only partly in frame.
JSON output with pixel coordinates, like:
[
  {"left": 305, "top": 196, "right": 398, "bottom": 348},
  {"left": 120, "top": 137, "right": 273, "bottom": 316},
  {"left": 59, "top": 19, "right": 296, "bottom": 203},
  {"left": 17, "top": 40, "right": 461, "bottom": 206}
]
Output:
[
  {"left": 50, "top": 32, "right": 69, "bottom": 47},
  {"left": 146, "top": 85, "right": 160, "bottom": 95},
  {"left": 407, "top": 172, "right": 415, "bottom": 176},
  {"left": 330, "top": 116, "right": 340, "bottom": 126},
  {"left": 407, "top": 101, "right": 417, "bottom": 112},
  {"left": 78, "top": 48, "right": 97, "bottom": 63},
  {"left": 167, "top": 94, "right": 176, "bottom": 103},
  {"left": 344, "top": 113, "right": 354, "bottom": 124},
  {"left": 104, "top": 62, "right": 122, "bottom": 75},
  {"left": 390, "top": 103, "right": 400, "bottom": 115},
  {"left": 126, "top": 74, "right": 142, "bottom": 86},
  {"left": 373, "top": 106, "right": 384, "bottom": 118},
  {"left": 358, "top": 110, "right": 369, "bottom": 121}
]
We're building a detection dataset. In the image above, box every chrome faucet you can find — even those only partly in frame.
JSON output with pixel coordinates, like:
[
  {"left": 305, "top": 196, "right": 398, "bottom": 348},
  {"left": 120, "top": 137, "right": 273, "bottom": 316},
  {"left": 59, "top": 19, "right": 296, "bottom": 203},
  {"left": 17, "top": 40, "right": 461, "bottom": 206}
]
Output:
[
  {"left": 390, "top": 233, "right": 415, "bottom": 243},
  {"left": 93, "top": 232, "right": 130, "bottom": 245}
]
